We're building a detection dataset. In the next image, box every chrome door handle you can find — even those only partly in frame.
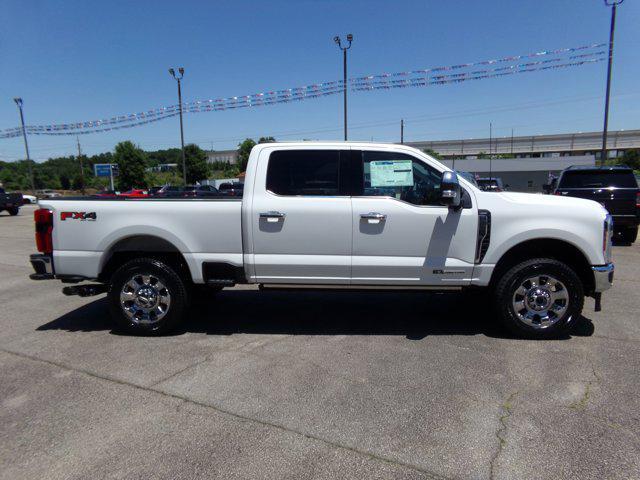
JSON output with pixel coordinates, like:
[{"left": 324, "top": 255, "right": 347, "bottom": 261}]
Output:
[
  {"left": 260, "top": 211, "right": 286, "bottom": 219},
  {"left": 360, "top": 212, "right": 387, "bottom": 220}
]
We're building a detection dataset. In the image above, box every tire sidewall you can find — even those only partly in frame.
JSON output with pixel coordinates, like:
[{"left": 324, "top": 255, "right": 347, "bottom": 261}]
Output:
[
  {"left": 108, "top": 258, "right": 186, "bottom": 335},
  {"left": 496, "top": 259, "right": 584, "bottom": 339}
]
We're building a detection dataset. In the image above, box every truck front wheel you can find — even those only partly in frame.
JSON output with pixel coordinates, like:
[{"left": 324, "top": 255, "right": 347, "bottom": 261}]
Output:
[
  {"left": 108, "top": 257, "right": 187, "bottom": 335},
  {"left": 8, "top": 207, "right": 19, "bottom": 216},
  {"left": 494, "top": 258, "right": 584, "bottom": 339}
]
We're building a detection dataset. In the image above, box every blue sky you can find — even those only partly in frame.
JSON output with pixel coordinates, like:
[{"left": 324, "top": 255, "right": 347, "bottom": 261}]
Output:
[{"left": 1, "top": 0, "right": 639, "bottom": 162}]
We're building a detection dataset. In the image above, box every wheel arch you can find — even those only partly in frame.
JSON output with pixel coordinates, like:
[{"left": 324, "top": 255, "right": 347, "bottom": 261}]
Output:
[
  {"left": 490, "top": 238, "right": 595, "bottom": 294},
  {"left": 98, "top": 235, "right": 192, "bottom": 284}
]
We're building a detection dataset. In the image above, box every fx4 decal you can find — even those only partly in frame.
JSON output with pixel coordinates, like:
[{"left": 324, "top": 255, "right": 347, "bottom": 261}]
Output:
[{"left": 60, "top": 212, "right": 97, "bottom": 221}]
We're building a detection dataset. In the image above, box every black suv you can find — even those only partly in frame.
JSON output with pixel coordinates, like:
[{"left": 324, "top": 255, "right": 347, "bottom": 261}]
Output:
[{"left": 552, "top": 165, "right": 639, "bottom": 243}]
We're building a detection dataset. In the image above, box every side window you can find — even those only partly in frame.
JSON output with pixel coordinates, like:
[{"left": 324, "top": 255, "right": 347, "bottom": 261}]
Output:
[
  {"left": 362, "top": 151, "right": 442, "bottom": 206},
  {"left": 266, "top": 150, "right": 341, "bottom": 196}
]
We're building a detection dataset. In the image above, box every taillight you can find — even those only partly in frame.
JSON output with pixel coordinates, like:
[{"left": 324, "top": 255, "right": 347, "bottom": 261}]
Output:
[{"left": 34, "top": 208, "right": 53, "bottom": 254}]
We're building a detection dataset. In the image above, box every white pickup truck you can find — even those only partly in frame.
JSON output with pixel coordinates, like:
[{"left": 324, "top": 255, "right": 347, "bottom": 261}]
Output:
[{"left": 30, "top": 142, "right": 614, "bottom": 338}]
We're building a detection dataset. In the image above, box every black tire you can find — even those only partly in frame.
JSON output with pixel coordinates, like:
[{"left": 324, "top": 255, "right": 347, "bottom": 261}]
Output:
[
  {"left": 622, "top": 226, "right": 638, "bottom": 244},
  {"left": 108, "top": 257, "right": 187, "bottom": 335},
  {"left": 8, "top": 207, "right": 19, "bottom": 216},
  {"left": 494, "top": 258, "right": 584, "bottom": 339}
]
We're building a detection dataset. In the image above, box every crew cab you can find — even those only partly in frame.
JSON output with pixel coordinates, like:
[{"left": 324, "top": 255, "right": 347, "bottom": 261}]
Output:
[
  {"left": 552, "top": 165, "right": 639, "bottom": 244},
  {"left": 29, "top": 142, "right": 614, "bottom": 338},
  {"left": 0, "top": 187, "right": 23, "bottom": 216}
]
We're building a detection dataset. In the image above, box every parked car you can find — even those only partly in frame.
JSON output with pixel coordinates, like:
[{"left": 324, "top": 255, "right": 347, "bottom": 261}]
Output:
[
  {"left": 182, "top": 185, "right": 220, "bottom": 198},
  {"left": 218, "top": 182, "right": 244, "bottom": 197},
  {"left": 550, "top": 165, "right": 639, "bottom": 243},
  {"left": 154, "top": 185, "right": 185, "bottom": 198},
  {"left": 476, "top": 177, "right": 506, "bottom": 192},
  {"left": 30, "top": 142, "right": 614, "bottom": 339},
  {"left": 36, "top": 189, "right": 62, "bottom": 199},
  {"left": 148, "top": 186, "right": 163, "bottom": 196},
  {"left": 93, "top": 189, "right": 118, "bottom": 198},
  {"left": 0, "top": 187, "right": 23, "bottom": 215},
  {"left": 19, "top": 193, "right": 37, "bottom": 204},
  {"left": 118, "top": 189, "right": 149, "bottom": 198}
]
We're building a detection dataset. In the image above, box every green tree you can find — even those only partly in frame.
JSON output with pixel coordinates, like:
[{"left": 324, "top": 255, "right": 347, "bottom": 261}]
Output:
[
  {"left": 183, "top": 144, "right": 210, "bottom": 183},
  {"left": 114, "top": 141, "right": 147, "bottom": 190},
  {"left": 258, "top": 136, "right": 276, "bottom": 144},
  {"left": 423, "top": 148, "right": 442, "bottom": 160},
  {"left": 237, "top": 138, "right": 257, "bottom": 171},
  {"left": 619, "top": 149, "right": 639, "bottom": 171}
]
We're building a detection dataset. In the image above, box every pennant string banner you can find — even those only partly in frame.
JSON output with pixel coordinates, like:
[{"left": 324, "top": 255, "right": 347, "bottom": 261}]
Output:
[{"left": 0, "top": 43, "right": 606, "bottom": 139}]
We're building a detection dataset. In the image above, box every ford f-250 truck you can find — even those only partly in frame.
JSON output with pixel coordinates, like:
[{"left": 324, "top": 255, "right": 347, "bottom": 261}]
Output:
[{"left": 29, "top": 142, "right": 614, "bottom": 338}]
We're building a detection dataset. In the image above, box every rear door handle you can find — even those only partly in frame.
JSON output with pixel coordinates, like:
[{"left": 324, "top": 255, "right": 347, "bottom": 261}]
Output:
[
  {"left": 260, "top": 211, "right": 286, "bottom": 220},
  {"left": 360, "top": 212, "right": 387, "bottom": 221}
]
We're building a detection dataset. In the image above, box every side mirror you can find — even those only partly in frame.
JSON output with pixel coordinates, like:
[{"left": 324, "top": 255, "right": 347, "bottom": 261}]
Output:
[{"left": 440, "top": 171, "right": 461, "bottom": 208}]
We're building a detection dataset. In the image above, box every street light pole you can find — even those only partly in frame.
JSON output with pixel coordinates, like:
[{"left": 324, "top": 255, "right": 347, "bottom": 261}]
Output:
[
  {"left": 13, "top": 98, "right": 35, "bottom": 193},
  {"left": 601, "top": 0, "right": 624, "bottom": 166},
  {"left": 334, "top": 34, "right": 353, "bottom": 141},
  {"left": 169, "top": 67, "right": 187, "bottom": 184}
]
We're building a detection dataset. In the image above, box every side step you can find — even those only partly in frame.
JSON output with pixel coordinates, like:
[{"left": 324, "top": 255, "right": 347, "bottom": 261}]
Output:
[{"left": 62, "top": 284, "right": 108, "bottom": 297}]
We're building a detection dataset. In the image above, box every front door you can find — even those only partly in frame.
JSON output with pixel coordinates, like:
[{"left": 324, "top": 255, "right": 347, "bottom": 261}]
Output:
[
  {"left": 250, "top": 148, "right": 352, "bottom": 284},
  {"left": 350, "top": 149, "right": 478, "bottom": 286}
]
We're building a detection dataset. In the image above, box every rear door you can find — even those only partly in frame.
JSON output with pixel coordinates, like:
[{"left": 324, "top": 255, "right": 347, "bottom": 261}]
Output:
[{"left": 250, "top": 148, "right": 353, "bottom": 284}]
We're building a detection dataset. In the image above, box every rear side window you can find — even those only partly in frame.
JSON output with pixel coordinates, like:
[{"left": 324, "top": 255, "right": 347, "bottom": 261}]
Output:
[
  {"left": 559, "top": 171, "right": 638, "bottom": 189},
  {"left": 267, "top": 150, "right": 341, "bottom": 196}
]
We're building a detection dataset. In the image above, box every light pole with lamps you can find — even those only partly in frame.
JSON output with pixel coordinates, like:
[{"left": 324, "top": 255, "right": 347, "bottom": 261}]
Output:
[
  {"left": 169, "top": 67, "right": 187, "bottom": 184},
  {"left": 601, "top": 0, "right": 624, "bottom": 166},
  {"left": 13, "top": 98, "right": 35, "bottom": 193},
  {"left": 333, "top": 34, "right": 353, "bottom": 141}
]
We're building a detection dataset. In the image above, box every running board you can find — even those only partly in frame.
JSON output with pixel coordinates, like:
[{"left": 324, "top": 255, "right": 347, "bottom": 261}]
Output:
[
  {"left": 259, "top": 284, "right": 462, "bottom": 291},
  {"left": 206, "top": 279, "right": 236, "bottom": 287}
]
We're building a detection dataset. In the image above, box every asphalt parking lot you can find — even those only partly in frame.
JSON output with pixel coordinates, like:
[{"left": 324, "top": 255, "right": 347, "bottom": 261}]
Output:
[{"left": 1, "top": 204, "right": 639, "bottom": 480}]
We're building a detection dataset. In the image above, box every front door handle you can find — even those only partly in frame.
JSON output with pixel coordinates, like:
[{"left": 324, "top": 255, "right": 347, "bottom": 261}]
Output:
[
  {"left": 260, "top": 211, "right": 286, "bottom": 220},
  {"left": 360, "top": 212, "right": 387, "bottom": 221}
]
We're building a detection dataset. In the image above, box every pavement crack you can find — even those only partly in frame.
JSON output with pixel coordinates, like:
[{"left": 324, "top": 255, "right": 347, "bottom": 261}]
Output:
[
  {"left": 0, "top": 347, "right": 450, "bottom": 480},
  {"left": 489, "top": 391, "right": 518, "bottom": 480},
  {"left": 568, "top": 361, "right": 601, "bottom": 411}
]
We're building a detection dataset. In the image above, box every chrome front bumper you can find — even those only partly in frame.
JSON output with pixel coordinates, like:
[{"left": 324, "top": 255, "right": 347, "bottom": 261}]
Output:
[{"left": 592, "top": 263, "right": 614, "bottom": 293}]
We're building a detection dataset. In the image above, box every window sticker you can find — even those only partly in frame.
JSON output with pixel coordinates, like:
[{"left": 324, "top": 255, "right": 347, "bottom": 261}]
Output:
[{"left": 369, "top": 160, "right": 414, "bottom": 187}]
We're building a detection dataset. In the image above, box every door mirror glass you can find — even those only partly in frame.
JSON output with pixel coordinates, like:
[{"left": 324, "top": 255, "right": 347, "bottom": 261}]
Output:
[{"left": 440, "top": 171, "right": 461, "bottom": 208}]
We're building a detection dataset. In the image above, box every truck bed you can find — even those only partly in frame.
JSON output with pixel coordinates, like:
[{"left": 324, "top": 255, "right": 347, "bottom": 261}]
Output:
[{"left": 39, "top": 198, "right": 243, "bottom": 282}]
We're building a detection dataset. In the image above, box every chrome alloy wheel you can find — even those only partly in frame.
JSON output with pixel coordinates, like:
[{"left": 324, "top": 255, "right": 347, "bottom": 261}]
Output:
[
  {"left": 511, "top": 275, "right": 569, "bottom": 329},
  {"left": 120, "top": 274, "right": 171, "bottom": 325}
]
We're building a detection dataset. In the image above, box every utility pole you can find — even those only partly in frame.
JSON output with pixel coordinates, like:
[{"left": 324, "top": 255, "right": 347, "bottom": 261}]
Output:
[
  {"left": 601, "top": 0, "right": 624, "bottom": 166},
  {"left": 400, "top": 119, "right": 404, "bottom": 144},
  {"left": 169, "top": 67, "right": 187, "bottom": 184},
  {"left": 334, "top": 34, "right": 353, "bottom": 141},
  {"left": 489, "top": 122, "right": 493, "bottom": 181},
  {"left": 13, "top": 98, "right": 36, "bottom": 193},
  {"left": 76, "top": 137, "right": 85, "bottom": 195}
]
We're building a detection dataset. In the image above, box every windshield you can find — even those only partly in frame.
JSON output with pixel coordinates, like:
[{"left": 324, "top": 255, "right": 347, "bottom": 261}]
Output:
[{"left": 558, "top": 170, "right": 638, "bottom": 189}]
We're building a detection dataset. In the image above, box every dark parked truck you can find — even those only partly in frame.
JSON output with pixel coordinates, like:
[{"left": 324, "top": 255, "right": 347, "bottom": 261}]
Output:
[
  {"left": 553, "top": 166, "right": 639, "bottom": 243},
  {"left": 0, "top": 187, "right": 23, "bottom": 216}
]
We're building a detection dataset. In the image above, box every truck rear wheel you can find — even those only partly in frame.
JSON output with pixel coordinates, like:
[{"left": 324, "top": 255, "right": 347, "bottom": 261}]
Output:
[
  {"left": 494, "top": 258, "right": 584, "bottom": 339},
  {"left": 8, "top": 207, "right": 19, "bottom": 216},
  {"left": 108, "top": 257, "right": 187, "bottom": 335}
]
